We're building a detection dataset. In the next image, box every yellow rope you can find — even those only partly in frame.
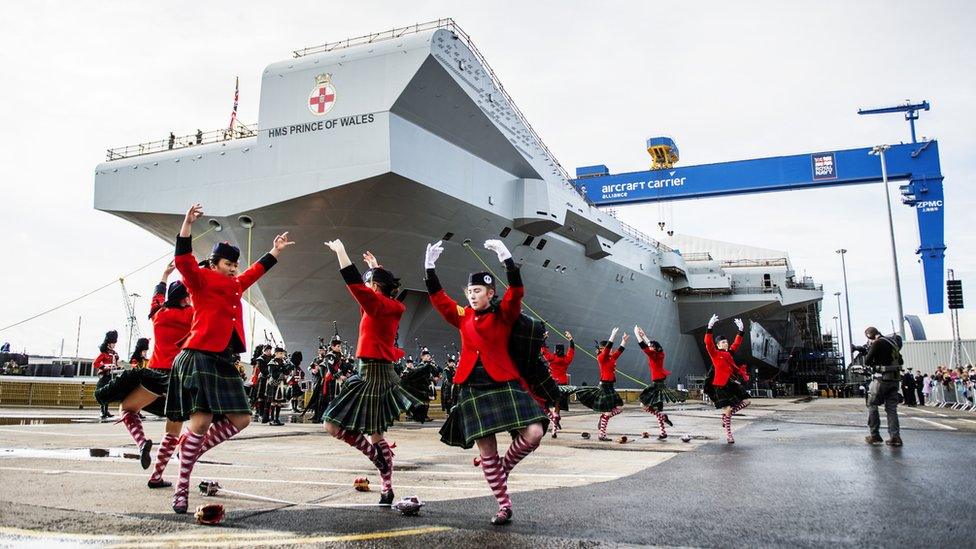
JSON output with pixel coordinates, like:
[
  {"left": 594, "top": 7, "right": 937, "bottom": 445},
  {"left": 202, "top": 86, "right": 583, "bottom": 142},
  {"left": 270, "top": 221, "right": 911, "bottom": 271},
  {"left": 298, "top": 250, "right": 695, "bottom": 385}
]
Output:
[{"left": 460, "top": 241, "right": 648, "bottom": 388}]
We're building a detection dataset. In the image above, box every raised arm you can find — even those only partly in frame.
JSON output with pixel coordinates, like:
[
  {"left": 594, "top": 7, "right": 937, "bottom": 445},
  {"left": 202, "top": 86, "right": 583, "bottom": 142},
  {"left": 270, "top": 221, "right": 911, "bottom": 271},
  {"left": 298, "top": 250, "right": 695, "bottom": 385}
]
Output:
[
  {"left": 730, "top": 318, "right": 745, "bottom": 352},
  {"left": 483, "top": 240, "right": 523, "bottom": 324},
  {"left": 423, "top": 241, "right": 462, "bottom": 328},
  {"left": 150, "top": 261, "right": 175, "bottom": 317},
  {"left": 704, "top": 314, "right": 719, "bottom": 352},
  {"left": 238, "top": 232, "right": 291, "bottom": 290},
  {"left": 613, "top": 332, "right": 629, "bottom": 360},
  {"left": 174, "top": 204, "right": 204, "bottom": 291}
]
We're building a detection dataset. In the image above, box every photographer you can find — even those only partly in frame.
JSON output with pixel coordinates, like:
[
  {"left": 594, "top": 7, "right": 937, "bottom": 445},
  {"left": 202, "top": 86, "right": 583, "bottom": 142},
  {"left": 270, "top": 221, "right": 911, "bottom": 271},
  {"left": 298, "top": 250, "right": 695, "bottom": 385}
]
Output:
[{"left": 860, "top": 326, "right": 904, "bottom": 447}]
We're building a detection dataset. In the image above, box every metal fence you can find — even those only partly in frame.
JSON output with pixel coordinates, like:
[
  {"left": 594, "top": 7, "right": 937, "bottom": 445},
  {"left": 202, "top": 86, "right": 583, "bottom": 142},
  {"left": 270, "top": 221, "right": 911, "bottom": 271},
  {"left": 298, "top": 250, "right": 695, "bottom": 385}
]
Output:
[
  {"left": 925, "top": 380, "right": 975, "bottom": 411},
  {"left": 0, "top": 379, "right": 98, "bottom": 408}
]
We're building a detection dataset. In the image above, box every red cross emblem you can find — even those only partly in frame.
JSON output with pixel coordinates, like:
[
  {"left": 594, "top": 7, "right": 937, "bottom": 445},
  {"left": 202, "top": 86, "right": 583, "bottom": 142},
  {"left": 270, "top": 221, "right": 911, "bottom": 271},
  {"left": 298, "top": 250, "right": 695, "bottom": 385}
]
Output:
[{"left": 308, "top": 83, "right": 336, "bottom": 116}]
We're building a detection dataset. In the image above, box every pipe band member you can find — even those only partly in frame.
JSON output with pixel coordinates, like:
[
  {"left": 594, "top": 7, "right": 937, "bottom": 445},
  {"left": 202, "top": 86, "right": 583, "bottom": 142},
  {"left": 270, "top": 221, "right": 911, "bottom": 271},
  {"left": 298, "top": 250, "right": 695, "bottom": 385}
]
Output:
[
  {"left": 322, "top": 242, "right": 422, "bottom": 506},
  {"left": 541, "top": 331, "right": 575, "bottom": 438},
  {"left": 95, "top": 261, "right": 194, "bottom": 483},
  {"left": 250, "top": 344, "right": 273, "bottom": 422},
  {"left": 634, "top": 325, "right": 685, "bottom": 439},
  {"left": 440, "top": 354, "right": 458, "bottom": 412},
  {"left": 165, "top": 203, "right": 292, "bottom": 514},
  {"left": 425, "top": 239, "right": 546, "bottom": 526},
  {"left": 304, "top": 344, "right": 328, "bottom": 422},
  {"left": 401, "top": 348, "right": 440, "bottom": 423},
  {"left": 130, "top": 338, "right": 150, "bottom": 369},
  {"left": 703, "top": 314, "right": 751, "bottom": 444},
  {"left": 575, "top": 327, "right": 629, "bottom": 441},
  {"left": 93, "top": 330, "right": 121, "bottom": 419},
  {"left": 265, "top": 346, "right": 290, "bottom": 426}
]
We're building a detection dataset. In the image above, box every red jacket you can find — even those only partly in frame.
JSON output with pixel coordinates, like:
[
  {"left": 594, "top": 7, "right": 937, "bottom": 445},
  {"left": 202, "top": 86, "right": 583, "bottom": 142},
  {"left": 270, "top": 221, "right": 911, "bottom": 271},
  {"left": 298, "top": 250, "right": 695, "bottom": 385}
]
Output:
[
  {"left": 541, "top": 342, "right": 574, "bottom": 384},
  {"left": 639, "top": 342, "right": 670, "bottom": 381},
  {"left": 147, "top": 282, "right": 193, "bottom": 370},
  {"left": 93, "top": 350, "right": 118, "bottom": 377},
  {"left": 597, "top": 345, "right": 625, "bottom": 382},
  {"left": 705, "top": 330, "right": 748, "bottom": 386},
  {"left": 340, "top": 265, "right": 405, "bottom": 362},
  {"left": 174, "top": 235, "right": 275, "bottom": 353},
  {"left": 426, "top": 263, "right": 523, "bottom": 385}
]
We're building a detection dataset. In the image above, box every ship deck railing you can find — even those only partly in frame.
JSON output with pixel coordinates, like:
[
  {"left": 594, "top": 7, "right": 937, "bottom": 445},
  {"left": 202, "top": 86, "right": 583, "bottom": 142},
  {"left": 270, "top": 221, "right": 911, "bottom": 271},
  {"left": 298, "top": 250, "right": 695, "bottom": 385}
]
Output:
[
  {"left": 105, "top": 122, "right": 257, "bottom": 162},
  {"left": 785, "top": 280, "right": 824, "bottom": 291},
  {"left": 721, "top": 258, "right": 790, "bottom": 268},
  {"left": 616, "top": 220, "right": 672, "bottom": 253},
  {"left": 680, "top": 252, "right": 714, "bottom": 262}
]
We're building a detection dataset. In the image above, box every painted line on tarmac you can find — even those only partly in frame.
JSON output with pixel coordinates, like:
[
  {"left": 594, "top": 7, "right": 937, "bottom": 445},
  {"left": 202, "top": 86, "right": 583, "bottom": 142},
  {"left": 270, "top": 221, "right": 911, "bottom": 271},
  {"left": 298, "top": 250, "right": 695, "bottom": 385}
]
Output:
[
  {"left": 954, "top": 418, "right": 976, "bottom": 425},
  {"left": 0, "top": 466, "right": 488, "bottom": 492},
  {"left": 910, "top": 408, "right": 947, "bottom": 417},
  {"left": 907, "top": 417, "right": 957, "bottom": 431},
  {"left": 0, "top": 525, "right": 452, "bottom": 547}
]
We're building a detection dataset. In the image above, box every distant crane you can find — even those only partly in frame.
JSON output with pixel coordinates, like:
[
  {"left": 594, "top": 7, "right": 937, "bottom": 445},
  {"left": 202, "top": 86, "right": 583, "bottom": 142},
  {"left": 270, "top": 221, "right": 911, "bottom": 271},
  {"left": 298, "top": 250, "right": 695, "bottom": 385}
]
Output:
[
  {"left": 857, "top": 99, "right": 930, "bottom": 144},
  {"left": 119, "top": 278, "right": 141, "bottom": 358}
]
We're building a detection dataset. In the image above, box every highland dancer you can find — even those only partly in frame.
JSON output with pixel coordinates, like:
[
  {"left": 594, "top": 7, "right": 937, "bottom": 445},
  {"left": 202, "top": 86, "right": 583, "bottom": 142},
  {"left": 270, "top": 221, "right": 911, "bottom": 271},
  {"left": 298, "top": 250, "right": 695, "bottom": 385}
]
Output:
[
  {"left": 425, "top": 239, "right": 546, "bottom": 526},
  {"left": 165, "top": 203, "right": 292, "bottom": 513},
  {"left": 634, "top": 325, "right": 684, "bottom": 439},
  {"left": 94, "top": 262, "right": 194, "bottom": 482},
  {"left": 575, "top": 327, "right": 629, "bottom": 441},
  {"left": 321, "top": 242, "right": 421, "bottom": 506},
  {"left": 540, "top": 331, "right": 574, "bottom": 438},
  {"left": 93, "top": 330, "right": 121, "bottom": 419},
  {"left": 703, "top": 314, "right": 751, "bottom": 444}
]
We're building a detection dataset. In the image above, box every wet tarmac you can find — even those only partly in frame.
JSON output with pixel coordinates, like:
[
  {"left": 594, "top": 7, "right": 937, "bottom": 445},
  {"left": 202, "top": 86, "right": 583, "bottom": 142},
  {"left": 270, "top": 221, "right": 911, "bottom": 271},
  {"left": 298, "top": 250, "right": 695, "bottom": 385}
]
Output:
[{"left": 0, "top": 398, "right": 974, "bottom": 547}]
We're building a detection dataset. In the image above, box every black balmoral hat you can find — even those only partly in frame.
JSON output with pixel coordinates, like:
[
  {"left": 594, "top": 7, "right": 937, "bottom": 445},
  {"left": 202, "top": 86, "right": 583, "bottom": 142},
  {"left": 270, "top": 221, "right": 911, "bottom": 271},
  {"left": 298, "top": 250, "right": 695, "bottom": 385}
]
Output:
[
  {"left": 467, "top": 272, "right": 495, "bottom": 288},
  {"left": 363, "top": 267, "right": 399, "bottom": 288},
  {"left": 167, "top": 280, "right": 188, "bottom": 303},
  {"left": 211, "top": 241, "right": 241, "bottom": 262}
]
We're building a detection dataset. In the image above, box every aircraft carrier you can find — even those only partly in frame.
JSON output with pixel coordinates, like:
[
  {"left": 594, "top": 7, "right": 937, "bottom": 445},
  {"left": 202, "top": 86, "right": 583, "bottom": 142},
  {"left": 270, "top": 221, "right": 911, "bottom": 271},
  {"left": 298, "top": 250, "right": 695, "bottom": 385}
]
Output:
[{"left": 93, "top": 19, "right": 823, "bottom": 386}]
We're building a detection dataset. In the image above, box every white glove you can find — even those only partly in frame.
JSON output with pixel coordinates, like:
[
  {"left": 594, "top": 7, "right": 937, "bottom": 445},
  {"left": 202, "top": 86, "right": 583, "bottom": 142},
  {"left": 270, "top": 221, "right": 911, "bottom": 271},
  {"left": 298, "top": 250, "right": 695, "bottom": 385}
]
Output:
[
  {"left": 483, "top": 239, "right": 512, "bottom": 262},
  {"left": 734, "top": 318, "right": 744, "bottom": 331},
  {"left": 609, "top": 327, "right": 619, "bottom": 341},
  {"left": 707, "top": 314, "right": 719, "bottom": 329},
  {"left": 425, "top": 241, "right": 444, "bottom": 269}
]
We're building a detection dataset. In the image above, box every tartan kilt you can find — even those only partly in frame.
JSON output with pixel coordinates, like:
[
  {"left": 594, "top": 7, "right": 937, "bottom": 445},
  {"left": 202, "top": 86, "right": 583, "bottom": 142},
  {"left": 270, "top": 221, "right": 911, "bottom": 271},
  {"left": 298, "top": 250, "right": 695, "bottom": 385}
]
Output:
[
  {"left": 250, "top": 377, "right": 267, "bottom": 403},
  {"left": 94, "top": 368, "right": 169, "bottom": 417},
  {"left": 271, "top": 381, "right": 289, "bottom": 403},
  {"left": 556, "top": 383, "right": 577, "bottom": 410},
  {"left": 165, "top": 349, "right": 251, "bottom": 422},
  {"left": 639, "top": 380, "right": 686, "bottom": 411},
  {"left": 323, "top": 360, "right": 421, "bottom": 434},
  {"left": 710, "top": 380, "right": 750, "bottom": 409},
  {"left": 440, "top": 379, "right": 548, "bottom": 448},
  {"left": 575, "top": 381, "right": 623, "bottom": 412}
]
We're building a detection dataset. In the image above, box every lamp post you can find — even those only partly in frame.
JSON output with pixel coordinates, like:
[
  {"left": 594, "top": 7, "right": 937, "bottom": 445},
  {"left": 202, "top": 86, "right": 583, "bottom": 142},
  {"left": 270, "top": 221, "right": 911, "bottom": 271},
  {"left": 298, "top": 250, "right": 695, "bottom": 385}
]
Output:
[
  {"left": 835, "top": 251, "right": 855, "bottom": 363},
  {"left": 834, "top": 291, "right": 846, "bottom": 376},
  {"left": 869, "top": 144, "right": 907, "bottom": 341}
]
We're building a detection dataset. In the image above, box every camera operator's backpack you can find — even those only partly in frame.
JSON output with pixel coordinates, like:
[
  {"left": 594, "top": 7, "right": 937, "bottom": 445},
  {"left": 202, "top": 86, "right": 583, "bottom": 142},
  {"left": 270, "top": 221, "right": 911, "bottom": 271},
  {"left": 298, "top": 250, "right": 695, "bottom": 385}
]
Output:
[
  {"left": 880, "top": 336, "right": 904, "bottom": 366},
  {"left": 508, "top": 313, "right": 560, "bottom": 403}
]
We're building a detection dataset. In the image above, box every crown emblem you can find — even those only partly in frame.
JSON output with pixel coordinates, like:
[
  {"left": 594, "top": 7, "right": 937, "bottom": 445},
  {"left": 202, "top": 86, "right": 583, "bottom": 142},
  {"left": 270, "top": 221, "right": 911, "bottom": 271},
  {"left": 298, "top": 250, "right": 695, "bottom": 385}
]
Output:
[{"left": 314, "top": 73, "right": 332, "bottom": 85}]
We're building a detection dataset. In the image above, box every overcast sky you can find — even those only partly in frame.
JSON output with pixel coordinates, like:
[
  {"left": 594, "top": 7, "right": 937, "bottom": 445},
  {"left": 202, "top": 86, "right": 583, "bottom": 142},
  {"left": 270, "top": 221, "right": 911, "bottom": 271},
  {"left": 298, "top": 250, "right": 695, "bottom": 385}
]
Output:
[{"left": 1, "top": 1, "right": 973, "bottom": 360}]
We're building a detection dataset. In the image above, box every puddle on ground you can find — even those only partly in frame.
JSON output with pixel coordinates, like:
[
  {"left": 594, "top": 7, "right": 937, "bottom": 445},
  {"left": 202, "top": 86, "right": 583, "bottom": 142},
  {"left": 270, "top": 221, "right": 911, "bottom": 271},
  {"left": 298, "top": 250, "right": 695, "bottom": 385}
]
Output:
[
  {"left": 0, "top": 417, "right": 78, "bottom": 426},
  {"left": 0, "top": 447, "right": 137, "bottom": 461}
]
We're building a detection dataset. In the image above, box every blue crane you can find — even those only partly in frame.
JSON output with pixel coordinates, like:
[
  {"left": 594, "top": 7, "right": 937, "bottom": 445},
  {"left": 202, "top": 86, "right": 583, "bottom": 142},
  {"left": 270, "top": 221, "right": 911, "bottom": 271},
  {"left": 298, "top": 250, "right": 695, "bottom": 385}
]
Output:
[
  {"left": 573, "top": 102, "right": 946, "bottom": 314},
  {"left": 857, "top": 100, "right": 930, "bottom": 144}
]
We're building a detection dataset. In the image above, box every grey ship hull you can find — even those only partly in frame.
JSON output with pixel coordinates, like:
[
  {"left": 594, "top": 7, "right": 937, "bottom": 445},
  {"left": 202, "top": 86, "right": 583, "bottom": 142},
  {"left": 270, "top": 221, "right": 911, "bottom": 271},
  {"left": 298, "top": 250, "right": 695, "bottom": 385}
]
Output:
[{"left": 95, "top": 23, "right": 821, "bottom": 386}]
